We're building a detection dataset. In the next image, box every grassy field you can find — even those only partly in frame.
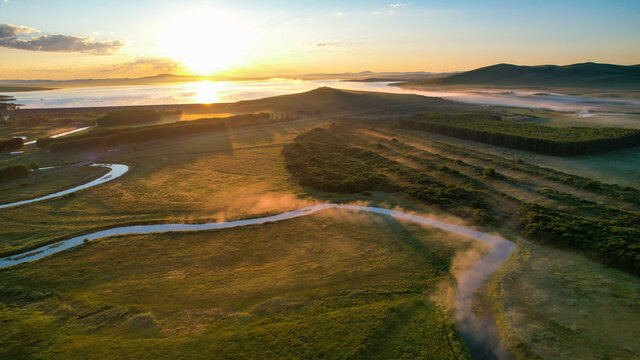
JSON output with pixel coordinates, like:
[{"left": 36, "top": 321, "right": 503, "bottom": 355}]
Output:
[
  {"left": 489, "top": 243, "right": 640, "bottom": 359},
  {"left": 1, "top": 89, "right": 639, "bottom": 358},
  {"left": 0, "top": 208, "right": 478, "bottom": 360},
  {"left": 0, "top": 124, "right": 89, "bottom": 144},
  {"left": 495, "top": 106, "right": 640, "bottom": 130},
  {"left": 0, "top": 165, "right": 108, "bottom": 204},
  {"left": 0, "top": 118, "right": 337, "bottom": 256}
]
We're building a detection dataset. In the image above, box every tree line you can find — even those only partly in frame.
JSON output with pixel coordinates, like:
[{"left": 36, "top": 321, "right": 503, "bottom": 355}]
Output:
[
  {"left": 96, "top": 109, "right": 162, "bottom": 127},
  {"left": 38, "top": 113, "right": 270, "bottom": 152},
  {"left": 399, "top": 113, "right": 640, "bottom": 156}
]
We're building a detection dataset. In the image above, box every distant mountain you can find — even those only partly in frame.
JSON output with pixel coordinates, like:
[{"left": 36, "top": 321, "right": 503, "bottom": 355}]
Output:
[
  {"left": 402, "top": 63, "right": 640, "bottom": 90},
  {"left": 0, "top": 71, "right": 450, "bottom": 88},
  {"left": 0, "top": 74, "right": 204, "bottom": 88},
  {"left": 298, "top": 71, "right": 451, "bottom": 81}
]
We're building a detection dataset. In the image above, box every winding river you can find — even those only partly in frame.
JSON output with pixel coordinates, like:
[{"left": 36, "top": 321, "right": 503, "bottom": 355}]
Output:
[
  {"left": 0, "top": 200, "right": 515, "bottom": 359},
  {"left": 0, "top": 163, "right": 129, "bottom": 209}
]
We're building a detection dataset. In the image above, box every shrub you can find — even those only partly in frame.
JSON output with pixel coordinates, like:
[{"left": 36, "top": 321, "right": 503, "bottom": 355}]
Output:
[
  {"left": 520, "top": 202, "right": 640, "bottom": 274},
  {"left": 283, "top": 127, "right": 490, "bottom": 221},
  {"left": 0, "top": 164, "right": 29, "bottom": 183},
  {"left": 36, "top": 137, "right": 54, "bottom": 149},
  {"left": 583, "top": 180, "right": 601, "bottom": 190},
  {"left": 282, "top": 128, "right": 394, "bottom": 193},
  {"left": 483, "top": 167, "right": 497, "bottom": 177},
  {"left": 0, "top": 137, "right": 23, "bottom": 152}
]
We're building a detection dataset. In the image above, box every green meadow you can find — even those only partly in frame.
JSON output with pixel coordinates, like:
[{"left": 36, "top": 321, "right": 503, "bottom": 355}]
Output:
[
  {"left": 1, "top": 88, "right": 639, "bottom": 359},
  {"left": 0, "top": 209, "right": 477, "bottom": 360}
]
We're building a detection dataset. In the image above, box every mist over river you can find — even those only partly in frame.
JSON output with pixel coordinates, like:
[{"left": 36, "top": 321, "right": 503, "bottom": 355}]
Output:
[{"left": 8, "top": 79, "right": 640, "bottom": 115}]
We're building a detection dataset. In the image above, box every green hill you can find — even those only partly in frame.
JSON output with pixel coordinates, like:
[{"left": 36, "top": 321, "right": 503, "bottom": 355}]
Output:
[{"left": 403, "top": 62, "right": 640, "bottom": 90}]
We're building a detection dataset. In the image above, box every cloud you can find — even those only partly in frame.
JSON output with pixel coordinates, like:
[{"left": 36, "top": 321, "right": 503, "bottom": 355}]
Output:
[
  {"left": 0, "top": 23, "right": 123, "bottom": 55},
  {"left": 314, "top": 40, "right": 345, "bottom": 47},
  {"left": 0, "top": 23, "right": 39, "bottom": 38},
  {"left": 372, "top": 3, "right": 409, "bottom": 15}
]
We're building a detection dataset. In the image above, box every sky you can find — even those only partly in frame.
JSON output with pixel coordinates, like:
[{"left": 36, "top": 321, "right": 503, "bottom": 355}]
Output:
[{"left": 1, "top": 0, "right": 639, "bottom": 80}]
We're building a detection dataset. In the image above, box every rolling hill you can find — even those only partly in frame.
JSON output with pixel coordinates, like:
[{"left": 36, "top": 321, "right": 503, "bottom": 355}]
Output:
[
  {"left": 224, "top": 87, "right": 478, "bottom": 115},
  {"left": 401, "top": 62, "right": 640, "bottom": 90}
]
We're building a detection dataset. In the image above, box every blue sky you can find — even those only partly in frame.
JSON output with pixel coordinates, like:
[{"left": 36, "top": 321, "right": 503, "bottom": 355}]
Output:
[{"left": 1, "top": 0, "right": 639, "bottom": 79}]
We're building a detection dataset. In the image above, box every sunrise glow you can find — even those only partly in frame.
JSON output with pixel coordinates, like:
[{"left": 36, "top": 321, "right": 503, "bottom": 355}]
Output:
[{"left": 160, "top": 7, "right": 256, "bottom": 75}]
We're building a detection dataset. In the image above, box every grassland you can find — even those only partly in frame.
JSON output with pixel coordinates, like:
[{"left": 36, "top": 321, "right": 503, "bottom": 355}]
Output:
[
  {"left": 489, "top": 106, "right": 640, "bottom": 130},
  {"left": 0, "top": 165, "right": 108, "bottom": 204},
  {"left": 0, "top": 111, "right": 95, "bottom": 143},
  {"left": 1, "top": 89, "right": 639, "bottom": 359},
  {"left": 297, "top": 121, "right": 639, "bottom": 357},
  {"left": 0, "top": 118, "right": 324, "bottom": 256},
  {"left": 489, "top": 243, "right": 640, "bottom": 359},
  {"left": 41, "top": 115, "right": 231, "bottom": 152},
  {"left": 0, "top": 209, "right": 478, "bottom": 360}
]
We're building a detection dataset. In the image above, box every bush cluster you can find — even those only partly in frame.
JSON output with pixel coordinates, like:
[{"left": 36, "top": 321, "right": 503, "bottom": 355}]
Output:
[
  {"left": 282, "top": 128, "right": 394, "bottom": 192},
  {"left": 0, "top": 163, "right": 29, "bottom": 183},
  {"left": 0, "top": 137, "right": 23, "bottom": 152},
  {"left": 520, "top": 202, "right": 640, "bottom": 274},
  {"left": 282, "top": 126, "right": 492, "bottom": 222}
]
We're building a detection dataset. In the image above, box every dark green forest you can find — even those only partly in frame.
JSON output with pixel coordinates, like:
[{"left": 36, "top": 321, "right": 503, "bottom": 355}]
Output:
[{"left": 399, "top": 113, "right": 640, "bottom": 155}]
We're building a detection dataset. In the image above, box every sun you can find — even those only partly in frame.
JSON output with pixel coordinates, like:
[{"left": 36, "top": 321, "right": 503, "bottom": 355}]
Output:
[{"left": 161, "top": 8, "right": 256, "bottom": 75}]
